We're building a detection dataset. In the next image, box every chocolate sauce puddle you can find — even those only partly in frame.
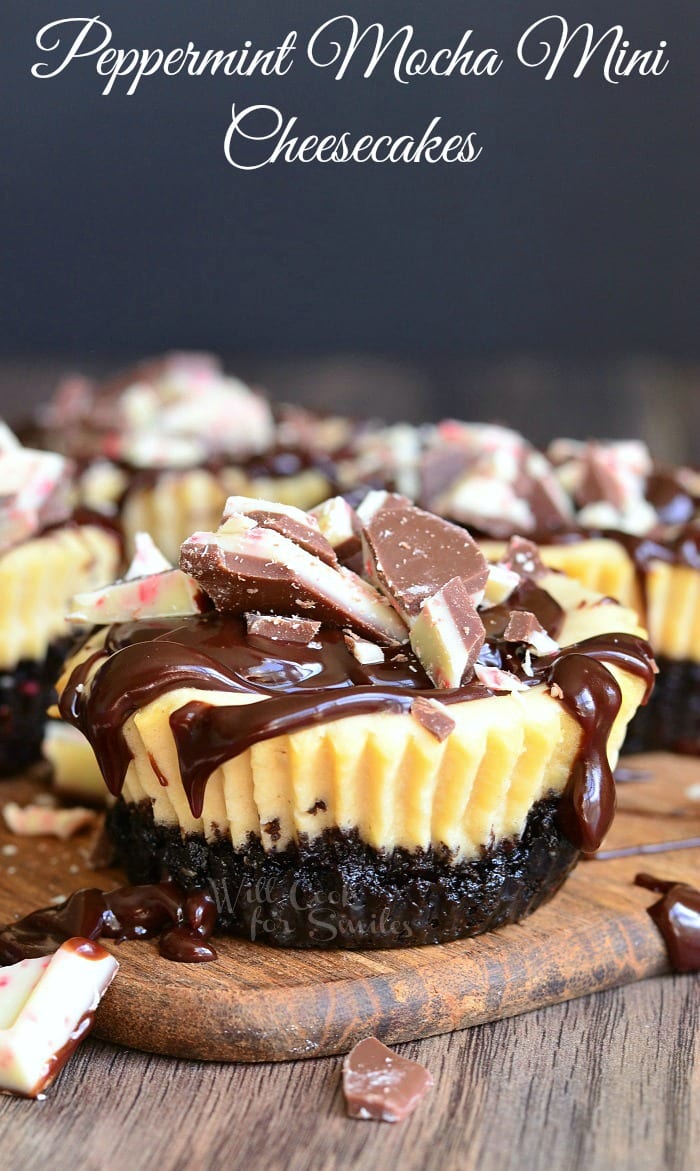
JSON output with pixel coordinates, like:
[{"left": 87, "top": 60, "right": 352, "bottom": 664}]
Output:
[
  {"left": 60, "top": 613, "right": 655, "bottom": 852},
  {"left": 634, "top": 872, "right": 700, "bottom": 972},
  {"left": 0, "top": 881, "right": 218, "bottom": 966}
]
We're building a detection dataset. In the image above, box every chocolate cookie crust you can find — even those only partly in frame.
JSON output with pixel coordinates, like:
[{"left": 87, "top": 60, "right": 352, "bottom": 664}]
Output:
[
  {"left": 107, "top": 795, "right": 579, "bottom": 949},
  {"left": 0, "top": 637, "right": 72, "bottom": 776},
  {"left": 624, "top": 656, "right": 700, "bottom": 755}
]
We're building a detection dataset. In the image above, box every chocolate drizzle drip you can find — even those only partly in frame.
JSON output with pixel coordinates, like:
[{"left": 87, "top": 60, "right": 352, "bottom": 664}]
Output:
[
  {"left": 634, "top": 872, "right": 700, "bottom": 972},
  {"left": 0, "top": 881, "right": 218, "bottom": 966},
  {"left": 549, "top": 654, "right": 622, "bottom": 853},
  {"left": 59, "top": 611, "right": 655, "bottom": 850}
]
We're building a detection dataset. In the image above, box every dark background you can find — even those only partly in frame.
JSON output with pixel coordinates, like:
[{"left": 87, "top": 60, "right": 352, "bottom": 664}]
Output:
[{"left": 2, "top": 1, "right": 699, "bottom": 457}]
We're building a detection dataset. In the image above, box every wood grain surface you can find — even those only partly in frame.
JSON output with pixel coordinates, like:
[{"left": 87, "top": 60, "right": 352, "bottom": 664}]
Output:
[
  {"left": 0, "top": 978, "right": 698, "bottom": 1171},
  {"left": 0, "top": 752, "right": 698, "bottom": 1171},
  {"left": 0, "top": 753, "right": 698, "bottom": 1069}
]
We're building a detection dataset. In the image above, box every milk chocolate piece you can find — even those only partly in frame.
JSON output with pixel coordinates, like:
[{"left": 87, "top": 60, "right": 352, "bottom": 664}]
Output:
[
  {"left": 180, "top": 527, "right": 408, "bottom": 644},
  {"left": 245, "top": 613, "right": 321, "bottom": 644},
  {"left": 358, "top": 493, "right": 488, "bottom": 623},
  {"left": 504, "top": 610, "right": 544, "bottom": 643},
  {"left": 410, "top": 696, "right": 456, "bottom": 742},
  {"left": 343, "top": 1037, "right": 433, "bottom": 1122},
  {"left": 409, "top": 577, "right": 485, "bottom": 688},
  {"left": 0, "top": 938, "right": 118, "bottom": 1098},
  {"left": 221, "top": 497, "right": 338, "bottom": 566},
  {"left": 502, "top": 537, "right": 547, "bottom": 579},
  {"left": 503, "top": 610, "right": 559, "bottom": 655}
]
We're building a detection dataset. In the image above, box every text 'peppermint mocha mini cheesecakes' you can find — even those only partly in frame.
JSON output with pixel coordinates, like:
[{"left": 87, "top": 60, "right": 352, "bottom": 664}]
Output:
[
  {"left": 0, "top": 424, "right": 119, "bottom": 776},
  {"left": 57, "top": 493, "right": 655, "bottom": 949},
  {"left": 340, "top": 423, "right": 699, "bottom": 754}
]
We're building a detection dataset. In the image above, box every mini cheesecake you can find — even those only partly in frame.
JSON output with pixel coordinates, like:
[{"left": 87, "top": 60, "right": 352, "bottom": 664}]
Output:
[
  {"left": 29, "top": 354, "right": 360, "bottom": 562},
  {"left": 0, "top": 425, "right": 120, "bottom": 775},
  {"left": 57, "top": 494, "right": 655, "bottom": 949}
]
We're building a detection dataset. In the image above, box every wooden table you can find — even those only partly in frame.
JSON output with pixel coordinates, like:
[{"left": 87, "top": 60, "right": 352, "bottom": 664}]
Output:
[{"left": 0, "top": 974, "right": 697, "bottom": 1171}]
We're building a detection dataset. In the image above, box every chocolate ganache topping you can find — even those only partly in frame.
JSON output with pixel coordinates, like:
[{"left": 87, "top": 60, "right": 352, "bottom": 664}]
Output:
[{"left": 59, "top": 500, "right": 656, "bottom": 854}]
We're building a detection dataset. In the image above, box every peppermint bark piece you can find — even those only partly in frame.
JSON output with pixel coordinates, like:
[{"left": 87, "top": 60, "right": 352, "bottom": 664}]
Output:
[
  {"left": 343, "top": 1037, "right": 433, "bottom": 1122},
  {"left": 0, "top": 939, "right": 118, "bottom": 1098},
  {"left": 501, "top": 536, "right": 547, "bottom": 579},
  {"left": 409, "top": 577, "right": 485, "bottom": 688},
  {"left": 245, "top": 614, "right": 321, "bottom": 644},
  {"left": 503, "top": 610, "right": 559, "bottom": 656},
  {"left": 3, "top": 802, "right": 96, "bottom": 840},
  {"left": 69, "top": 569, "right": 207, "bottom": 625},
  {"left": 358, "top": 492, "right": 489, "bottom": 624},
  {"left": 310, "top": 496, "right": 363, "bottom": 569},
  {"left": 124, "top": 532, "right": 172, "bottom": 579},
  {"left": 410, "top": 697, "right": 456, "bottom": 742},
  {"left": 221, "top": 496, "right": 338, "bottom": 566},
  {"left": 180, "top": 527, "right": 408, "bottom": 644}
]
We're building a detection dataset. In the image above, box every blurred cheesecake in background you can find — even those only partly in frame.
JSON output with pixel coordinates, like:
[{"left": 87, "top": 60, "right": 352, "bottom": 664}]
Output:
[
  {"left": 27, "top": 352, "right": 365, "bottom": 562},
  {"left": 0, "top": 423, "right": 119, "bottom": 775}
]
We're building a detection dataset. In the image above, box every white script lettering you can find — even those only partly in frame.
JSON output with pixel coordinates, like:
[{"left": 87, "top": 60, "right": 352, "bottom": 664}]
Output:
[
  {"left": 307, "top": 16, "right": 501, "bottom": 83},
  {"left": 224, "top": 104, "right": 483, "bottom": 169},
  {"left": 517, "top": 16, "right": 669, "bottom": 83}
]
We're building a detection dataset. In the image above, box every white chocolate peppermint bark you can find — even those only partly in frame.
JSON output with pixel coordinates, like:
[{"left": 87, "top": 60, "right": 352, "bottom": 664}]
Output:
[
  {"left": 222, "top": 496, "right": 339, "bottom": 565},
  {"left": 69, "top": 568, "right": 207, "bottom": 625},
  {"left": 180, "top": 525, "right": 408, "bottom": 644},
  {"left": 125, "top": 532, "right": 172, "bottom": 579},
  {"left": 0, "top": 436, "right": 74, "bottom": 554},
  {"left": 0, "top": 940, "right": 118, "bottom": 1098},
  {"left": 410, "top": 577, "right": 485, "bottom": 688},
  {"left": 310, "top": 496, "right": 362, "bottom": 564},
  {"left": 2, "top": 802, "right": 96, "bottom": 840}
]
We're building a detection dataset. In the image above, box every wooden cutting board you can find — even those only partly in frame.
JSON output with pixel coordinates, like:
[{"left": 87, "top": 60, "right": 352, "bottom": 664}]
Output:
[{"left": 0, "top": 752, "right": 698, "bottom": 1063}]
